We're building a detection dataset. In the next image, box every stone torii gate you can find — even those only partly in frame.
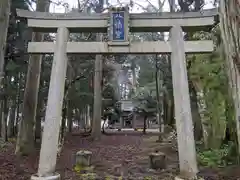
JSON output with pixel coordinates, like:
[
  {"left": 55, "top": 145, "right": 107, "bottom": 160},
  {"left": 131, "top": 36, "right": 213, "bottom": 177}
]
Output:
[{"left": 17, "top": 7, "right": 217, "bottom": 180}]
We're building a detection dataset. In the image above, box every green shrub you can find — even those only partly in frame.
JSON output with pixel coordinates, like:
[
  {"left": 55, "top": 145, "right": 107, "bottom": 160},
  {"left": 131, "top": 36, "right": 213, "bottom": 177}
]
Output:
[{"left": 197, "top": 142, "right": 236, "bottom": 167}]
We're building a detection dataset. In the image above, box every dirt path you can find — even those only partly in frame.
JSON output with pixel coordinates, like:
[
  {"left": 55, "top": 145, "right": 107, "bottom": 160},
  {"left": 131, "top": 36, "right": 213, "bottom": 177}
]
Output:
[
  {"left": 57, "top": 134, "right": 144, "bottom": 179},
  {"left": 0, "top": 134, "right": 178, "bottom": 180},
  {"left": 0, "top": 133, "right": 240, "bottom": 180},
  {"left": 57, "top": 134, "right": 179, "bottom": 180}
]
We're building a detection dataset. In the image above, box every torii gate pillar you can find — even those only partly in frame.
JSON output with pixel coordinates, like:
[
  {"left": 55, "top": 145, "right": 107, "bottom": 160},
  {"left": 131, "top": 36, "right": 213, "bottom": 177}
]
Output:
[
  {"left": 31, "top": 27, "right": 69, "bottom": 180},
  {"left": 170, "top": 25, "right": 198, "bottom": 177}
]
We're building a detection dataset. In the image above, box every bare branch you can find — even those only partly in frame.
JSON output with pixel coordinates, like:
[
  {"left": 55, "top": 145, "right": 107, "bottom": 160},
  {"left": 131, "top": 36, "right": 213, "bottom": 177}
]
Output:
[
  {"left": 158, "top": 0, "right": 167, "bottom": 11},
  {"left": 144, "top": 0, "right": 158, "bottom": 11},
  {"left": 134, "top": 2, "right": 148, "bottom": 11},
  {"left": 77, "top": 0, "right": 81, "bottom": 10},
  {"left": 116, "top": 0, "right": 124, "bottom": 6}
]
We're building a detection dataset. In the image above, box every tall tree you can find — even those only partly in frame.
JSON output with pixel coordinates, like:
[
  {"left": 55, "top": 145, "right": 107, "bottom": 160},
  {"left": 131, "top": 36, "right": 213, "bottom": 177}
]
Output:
[
  {"left": 91, "top": 0, "right": 104, "bottom": 140},
  {"left": 219, "top": 0, "right": 240, "bottom": 156},
  {"left": 0, "top": 0, "right": 11, "bottom": 84},
  {"left": 0, "top": 0, "right": 11, "bottom": 141},
  {"left": 1, "top": 0, "right": 30, "bottom": 141},
  {"left": 177, "top": 0, "right": 203, "bottom": 140},
  {"left": 16, "top": 0, "right": 50, "bottom": 155}
]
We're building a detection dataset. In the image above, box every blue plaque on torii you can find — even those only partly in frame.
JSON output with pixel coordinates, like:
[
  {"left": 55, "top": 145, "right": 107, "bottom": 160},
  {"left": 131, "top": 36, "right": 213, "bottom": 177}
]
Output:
[
  {"left": 108, "top": 6, "right": 129, "bottom": 43},
  {"left": 112, "top": 12, "right": 125, "bottom": 41}
]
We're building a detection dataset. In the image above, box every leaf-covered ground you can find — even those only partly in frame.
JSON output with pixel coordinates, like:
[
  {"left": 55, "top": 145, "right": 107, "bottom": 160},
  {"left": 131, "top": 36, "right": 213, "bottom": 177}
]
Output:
[{"left": 0, "top": 132, "right": 240, "bottom": 180}]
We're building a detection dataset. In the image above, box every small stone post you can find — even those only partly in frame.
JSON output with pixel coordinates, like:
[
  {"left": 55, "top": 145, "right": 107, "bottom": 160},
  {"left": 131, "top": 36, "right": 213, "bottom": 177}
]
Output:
[
  {"left": 32, "top": 27, "right": 69, "bottom": 180},
  {"left": 170, "top": 25, "right": 198, "bottom": 178},
  {"left": 149, "top": 152, "right": 166, "bottom": 169},
  {"left": 75, "top": 150, "right": 92, "bottom": 167}
]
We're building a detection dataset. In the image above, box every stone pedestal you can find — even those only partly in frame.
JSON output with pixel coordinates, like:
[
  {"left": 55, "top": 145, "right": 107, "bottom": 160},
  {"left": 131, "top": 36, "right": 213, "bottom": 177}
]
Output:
[
  {"left": 76, "top": 150, "right": 92, "bottom": 167},
  {"left": 149, "top": 152, "right": 166, "bottom": 169},
  {"left": 31, "top": 173, "right": 60, "bottom": 180}
]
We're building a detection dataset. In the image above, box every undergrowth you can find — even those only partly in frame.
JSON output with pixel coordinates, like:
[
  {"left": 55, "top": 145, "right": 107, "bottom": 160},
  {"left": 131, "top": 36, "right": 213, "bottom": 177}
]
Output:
[{"left": 196, "top": 141, "right": 237, "bottom": 168}]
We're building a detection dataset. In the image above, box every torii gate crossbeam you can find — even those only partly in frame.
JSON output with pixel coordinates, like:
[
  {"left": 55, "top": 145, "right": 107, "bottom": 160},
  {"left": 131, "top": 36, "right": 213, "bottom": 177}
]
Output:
[
  {"left": 17, "top": 8, "right": 218, "bottom": 32},
  {"left": 28, "top": 41, "right": 213, "bottom": 54}
]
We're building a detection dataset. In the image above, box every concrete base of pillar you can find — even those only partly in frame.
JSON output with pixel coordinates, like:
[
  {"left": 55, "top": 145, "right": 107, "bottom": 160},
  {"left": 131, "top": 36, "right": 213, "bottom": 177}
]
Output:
[
  {"left": 174, "top": 176, "right": 201, "bottom": 180},
  {"left": 175, "top": 177, "right": 184, "bottom": 180},
  {"left": 31, "top": 173, "right": 60, "bottom": 180}
]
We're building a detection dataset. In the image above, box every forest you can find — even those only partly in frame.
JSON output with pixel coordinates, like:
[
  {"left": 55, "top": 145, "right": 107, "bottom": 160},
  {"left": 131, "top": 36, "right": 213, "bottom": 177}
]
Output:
[{"left": 0, "top": 0, "right": 240, "bottom": 179}]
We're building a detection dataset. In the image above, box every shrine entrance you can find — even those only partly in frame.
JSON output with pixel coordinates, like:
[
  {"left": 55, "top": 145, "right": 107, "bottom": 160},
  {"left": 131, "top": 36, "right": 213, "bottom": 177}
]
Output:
[{"left": 17, "top": 7, "right": 217, "bottom": 180}]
